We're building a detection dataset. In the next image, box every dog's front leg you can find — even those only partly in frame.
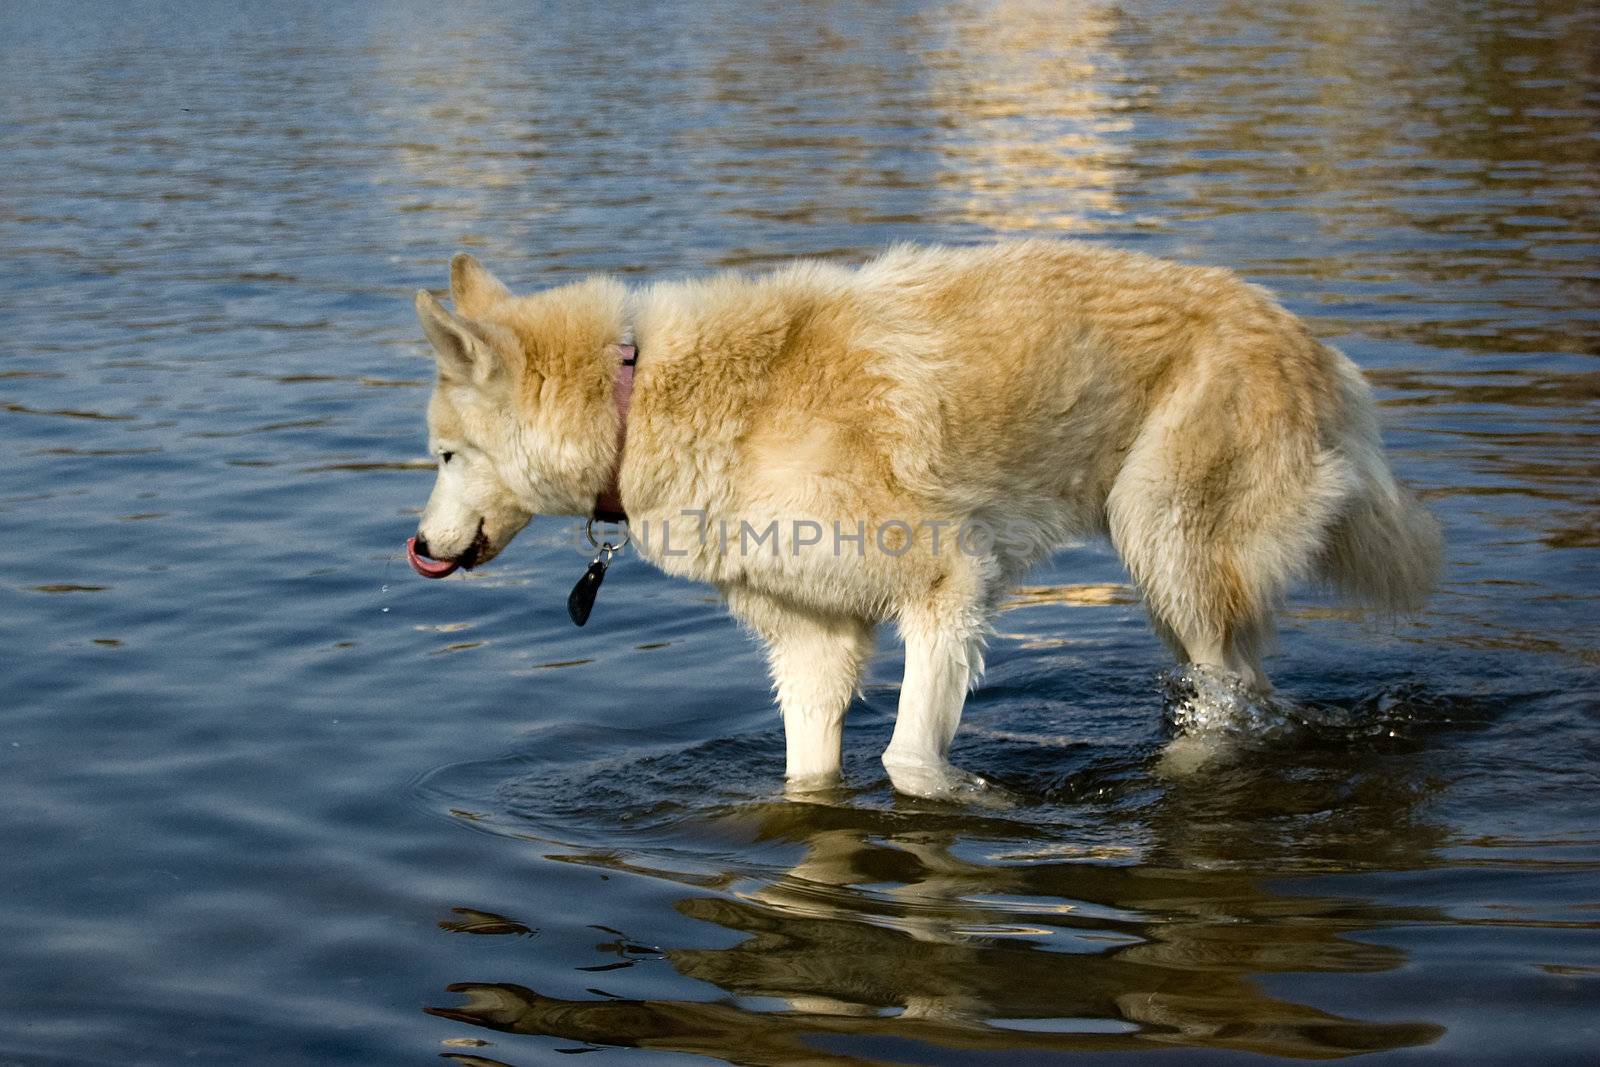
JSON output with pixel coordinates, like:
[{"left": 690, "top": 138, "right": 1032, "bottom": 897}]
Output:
[
  {"left": 725, "top": 587, "right": 875, "bottom": 793},
  {"left": 881, "top": 606, "right": 992, "bottom": 800}
]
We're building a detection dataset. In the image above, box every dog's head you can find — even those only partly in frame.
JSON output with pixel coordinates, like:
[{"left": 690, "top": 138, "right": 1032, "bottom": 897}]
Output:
[{"left": 406, "top": 255, "right": 626, "bottom": 578}]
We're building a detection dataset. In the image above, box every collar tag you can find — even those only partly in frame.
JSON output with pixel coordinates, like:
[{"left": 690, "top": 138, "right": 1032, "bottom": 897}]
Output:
[
  {"left": 567, "top": 555, "right": 608, "bottom": 626},
  {"left": 569, "top": 520, "right": 629, "bottom": 627}
]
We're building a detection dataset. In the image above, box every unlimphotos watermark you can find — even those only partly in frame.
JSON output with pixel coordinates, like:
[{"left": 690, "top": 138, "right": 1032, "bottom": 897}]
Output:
[{"left": 571, "top": 509, "right": 1040, "bottom": 559}]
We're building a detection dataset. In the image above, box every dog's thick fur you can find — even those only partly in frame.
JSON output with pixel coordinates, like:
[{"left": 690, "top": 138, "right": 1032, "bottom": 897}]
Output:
[{"left": 410, "top": 241, "right": 1441, "bottom": 797}]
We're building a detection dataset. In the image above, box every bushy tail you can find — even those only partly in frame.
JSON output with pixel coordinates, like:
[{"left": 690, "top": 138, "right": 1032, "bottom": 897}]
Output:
[
  {"left": 1316, "top": 358, "right": 1443, "bottom": 614},
  {"left": 1319, "top": 476, "right": 1442, "bottom": 613}
]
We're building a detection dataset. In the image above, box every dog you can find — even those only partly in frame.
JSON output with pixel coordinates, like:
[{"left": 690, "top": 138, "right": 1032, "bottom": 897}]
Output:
[{"left": 404, "top": 241, "right": 1441, "bottom": 798}]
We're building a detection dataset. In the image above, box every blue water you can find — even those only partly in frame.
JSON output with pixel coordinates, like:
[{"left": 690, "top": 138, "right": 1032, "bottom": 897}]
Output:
[{"left": 2, "top": 1, "right": 1596, "bottom": 1063}]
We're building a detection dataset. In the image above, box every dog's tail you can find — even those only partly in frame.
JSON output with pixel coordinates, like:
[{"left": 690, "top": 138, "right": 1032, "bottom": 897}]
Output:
[{"left": 1315, "top": 356, "right": 1443, "bottom": 614}]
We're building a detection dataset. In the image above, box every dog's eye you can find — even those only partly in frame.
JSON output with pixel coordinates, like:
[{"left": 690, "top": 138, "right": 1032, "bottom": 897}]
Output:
[{"left": 440, "top": 451, "right": 455, "bottom": 463}]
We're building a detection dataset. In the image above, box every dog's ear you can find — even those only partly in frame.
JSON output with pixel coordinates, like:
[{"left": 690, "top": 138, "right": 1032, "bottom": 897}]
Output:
[
  {"left": 450, "top": 253, "right": 511, "bottom": 315},
  {"left": 415, "top": 290, "right": 501, "bottom": 384}
]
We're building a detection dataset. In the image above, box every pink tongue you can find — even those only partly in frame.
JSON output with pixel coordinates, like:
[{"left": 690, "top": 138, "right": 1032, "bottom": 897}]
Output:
[{"left": 406, "top": 536, "right": 459, "bottom": 579}]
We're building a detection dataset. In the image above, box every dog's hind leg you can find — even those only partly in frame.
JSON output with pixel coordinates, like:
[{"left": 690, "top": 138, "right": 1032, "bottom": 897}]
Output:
[
  {"left": 1106, "top": 381, "right": 1330, "bottom": 696},
  {"left": 1111, "top": 474, "right": 1277, "bottom": 694},
  {"left": 882, "top": 574, "right": 994, "bottom": 799},
  {"left": 1168, "top": 619, "right": 1271, "bottom": 694},
  {"left": 1108, "top": 346, "right": 1355, "bottom": 695},
  {"left": 724, "top": 585, "right": 876, "bottom": 791}
]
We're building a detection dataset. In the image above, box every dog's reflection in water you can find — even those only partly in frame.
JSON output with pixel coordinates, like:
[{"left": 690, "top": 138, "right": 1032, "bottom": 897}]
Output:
[{"left": 428, "top": 798, "right": 1445, "bottom": 1063}]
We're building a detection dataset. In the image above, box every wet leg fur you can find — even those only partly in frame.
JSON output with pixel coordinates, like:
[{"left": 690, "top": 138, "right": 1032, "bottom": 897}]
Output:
[
  {"left": 724, "top": 585, "right": 877, "bottom": 789},
  {"left": 881, "top": 563, "right": 994, "bottom": 798}
]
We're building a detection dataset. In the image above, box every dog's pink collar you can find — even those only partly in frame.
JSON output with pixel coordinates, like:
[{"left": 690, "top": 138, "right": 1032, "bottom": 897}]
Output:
[{"left": 593, "top": 342, "right": 637, "bottom": 523}]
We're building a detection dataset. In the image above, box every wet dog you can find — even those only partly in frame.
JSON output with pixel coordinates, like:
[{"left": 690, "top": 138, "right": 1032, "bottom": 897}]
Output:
[{"left": 405, "top": 242, "right": 1440, "bottom": 798}]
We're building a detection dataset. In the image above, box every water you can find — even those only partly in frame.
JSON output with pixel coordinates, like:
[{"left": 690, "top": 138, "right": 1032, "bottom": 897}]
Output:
[{"left": 2, "top": 0, "right": 1596, "bottom": 1063}]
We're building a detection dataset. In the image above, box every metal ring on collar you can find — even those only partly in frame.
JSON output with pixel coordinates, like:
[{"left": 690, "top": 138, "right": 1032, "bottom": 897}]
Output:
[{"left": 585, "top": 518, "right": 630, "bottom": 553}]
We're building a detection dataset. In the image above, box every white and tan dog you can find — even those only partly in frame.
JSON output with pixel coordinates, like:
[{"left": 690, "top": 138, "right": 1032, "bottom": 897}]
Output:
[{"left": 404, "top": 241, "right": 1441, "bottom": 798}]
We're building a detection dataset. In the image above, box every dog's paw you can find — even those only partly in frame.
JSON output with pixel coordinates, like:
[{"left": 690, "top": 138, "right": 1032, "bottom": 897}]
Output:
[
  {"left": 782, "top": 772, "right": 849, "bottom": 804},
  {"left": 882, "top": 756, "right": 1015, "bottom": 808}
]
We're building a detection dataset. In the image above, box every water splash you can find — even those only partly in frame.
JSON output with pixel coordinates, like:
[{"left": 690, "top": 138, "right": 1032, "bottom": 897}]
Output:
[
  {"left": 1157, "top": 665, "right": 1317, "bottom": 775},
  {"left": 1160, "top": 664, "right": 1297, "bottom": 741},
  {"left": 1157, "top": 666, "right": 1496, "bottom": 778}
]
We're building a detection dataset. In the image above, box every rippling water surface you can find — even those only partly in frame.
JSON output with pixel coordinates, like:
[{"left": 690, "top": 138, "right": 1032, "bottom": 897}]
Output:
[{"left": 2, "top": 1, "right": 1597, "bottom": 1063}]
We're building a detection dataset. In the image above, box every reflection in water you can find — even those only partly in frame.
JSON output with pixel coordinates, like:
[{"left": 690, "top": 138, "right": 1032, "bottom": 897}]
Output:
[
  {"left": 428, "top": 731, "right": 1457, "bottom": 1060},
  {"left": 430, "top": 856, "right": 1441, "bottom": 1058},
  {"left": 924, "top": 0, "right": 1130, "bottom": 232},
  {"left": 438, "top": 908, "right": 536, "bottom": 938}
]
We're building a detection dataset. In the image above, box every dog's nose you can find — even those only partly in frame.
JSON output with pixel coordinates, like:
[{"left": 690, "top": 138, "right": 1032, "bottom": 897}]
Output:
[{"left": 413, "top": 533, "right": 433, "bottom": 559}]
